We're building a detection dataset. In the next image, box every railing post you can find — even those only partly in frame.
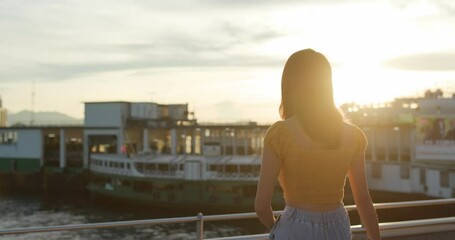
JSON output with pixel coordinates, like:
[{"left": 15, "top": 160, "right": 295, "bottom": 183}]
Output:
[{"left": 196, "top": 212, "right": 204, "bottom": 240}]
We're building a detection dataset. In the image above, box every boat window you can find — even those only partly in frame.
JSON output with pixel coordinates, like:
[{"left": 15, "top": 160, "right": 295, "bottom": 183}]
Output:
[
  {"left": 136, "top": 163, "right": 144, "bottom": 170},
  {"left": 225, "top": 165, "right": 237, "bottom": 173},
  {"left": 209, "top": 165, "right": 220, "bottom": 171},
  {"left": 145, "top": 164, "right": 155, "bottom": 171},
  {"left": 239, "top": 165, "right": 253, "bottom": 173},
  {"left": 158, "top": 164, "right": 169, "bottom": 171},
  {"left": 169, "top": 164, "right": 178, "bottom": 171}
]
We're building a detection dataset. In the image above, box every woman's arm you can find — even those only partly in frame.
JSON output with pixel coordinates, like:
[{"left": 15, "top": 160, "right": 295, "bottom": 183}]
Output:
[
  {"left": 255, "top": 144, "right": 282, "bottom": 230},
  {"left": 347, "top": 150, "right": 381, "bottom": 240}
]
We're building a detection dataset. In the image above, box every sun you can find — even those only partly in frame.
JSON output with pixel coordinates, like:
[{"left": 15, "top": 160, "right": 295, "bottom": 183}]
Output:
[{"left": 332, "top": 61, "right": 407, "bottom": 106}]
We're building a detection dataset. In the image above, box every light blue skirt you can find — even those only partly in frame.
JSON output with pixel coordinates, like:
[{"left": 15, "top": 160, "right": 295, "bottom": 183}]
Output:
[{"left": 269, "top": 204, "right": 352, "bottom": 240}]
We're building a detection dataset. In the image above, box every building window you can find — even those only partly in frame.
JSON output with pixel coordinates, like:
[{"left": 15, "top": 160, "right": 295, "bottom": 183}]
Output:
[
  {"left": 400, "top": 151, "right": 411, "bottom": 162},
  {"left": 0, "top": 131, "right": 19, "bottom": 145},
  {"left": 400, "top": 165, "right": 410, "bottom": 179},
  {"left": 420, "top": 168, "right": 426, "bottom": 184},
  {"left": 440, "top": 171, "right": 449, "bottom": 188}
]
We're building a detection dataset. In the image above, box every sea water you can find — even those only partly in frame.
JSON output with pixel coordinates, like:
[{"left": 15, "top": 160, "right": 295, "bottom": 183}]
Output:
[{"left": 0, "top": 194, "right": 260, "bottom": 240}]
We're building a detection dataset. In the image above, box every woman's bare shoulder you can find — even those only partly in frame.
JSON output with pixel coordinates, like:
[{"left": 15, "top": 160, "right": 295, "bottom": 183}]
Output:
[
  {"left": 343, "top": 121, "right": 368, "bottom": 149},
  {"left": 265, "top": 120, "right": 287, "bottom": 138},
  {"left": 268, "top": 120, "right": 286, "bottom": 129}
]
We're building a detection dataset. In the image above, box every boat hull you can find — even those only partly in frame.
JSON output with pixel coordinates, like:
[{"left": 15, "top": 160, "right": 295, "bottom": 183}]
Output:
[{"left": 87, "top": 172, "right": 285, "bottom": 214}]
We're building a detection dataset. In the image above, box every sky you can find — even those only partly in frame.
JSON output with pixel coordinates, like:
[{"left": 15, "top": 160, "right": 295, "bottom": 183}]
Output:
[{"left": 1, "top": 0, "right": 455, "bottom": 123}]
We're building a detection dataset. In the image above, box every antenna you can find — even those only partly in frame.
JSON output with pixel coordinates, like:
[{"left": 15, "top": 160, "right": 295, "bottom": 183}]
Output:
[
  {"left": 193, "top": 103, "right": 196, "bottom": 119},
  {"left": 189, "top": 102, "right": 196, "bottom": 120},
  {"left": 30, "top": 80, "right": 35, "bottom": 126}
]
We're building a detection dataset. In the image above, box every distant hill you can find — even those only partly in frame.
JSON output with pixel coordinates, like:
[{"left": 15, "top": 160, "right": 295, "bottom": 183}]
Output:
[{"left": 8, "top": 110, "right": 83, "bottom": 126}]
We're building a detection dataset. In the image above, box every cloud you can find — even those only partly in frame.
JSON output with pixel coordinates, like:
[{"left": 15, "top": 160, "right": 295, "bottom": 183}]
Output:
[
  {"left": 111, "top": 22, "right": 284, "bottom": 56},
  {"left": 383, "top": 52, "right": 455, "bottom": 71},
  {"left": 0, "top": 0, "right": 287, "bottom": 82},
  {"left": 392, "top": 0, "right": 455, "bottom": 16},
  {"left": 1, "top": 52, "right": 282, "bottom": 82},
  {"left": 132, "top": 0, "right": 360, "bottom": 9},
  {"left": 2, "top": 0, "right": 453, "bottom": 84},
  {"left": 432, "top": 0, "right": 455, "bottom": 15},
  {"left": 1, "top": 23, "right": 285, "bottom": 81}
]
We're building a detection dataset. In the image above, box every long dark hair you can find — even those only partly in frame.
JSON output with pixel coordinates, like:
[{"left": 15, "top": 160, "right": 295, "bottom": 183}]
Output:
[{"left": 279, "top": 49, "right": 343, "bottom": 148}]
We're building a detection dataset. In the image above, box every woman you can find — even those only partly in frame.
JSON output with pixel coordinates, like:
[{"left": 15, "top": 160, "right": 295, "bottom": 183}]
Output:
[{"left": 255, "top": 49, "right": 380, "bottom": 240}]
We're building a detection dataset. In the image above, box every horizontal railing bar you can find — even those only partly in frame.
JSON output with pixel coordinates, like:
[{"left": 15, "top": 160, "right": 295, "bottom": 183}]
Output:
[
  {"left": 377, "top": 216, "right": 455, "bottom": 230},
  {"left": 205, "top": 198, "right": 455, "bottom": 222},
  {"left": 208, "top": 233, "right": 269, "bottom": 240},
  {"left": 351, "top": 216, "right": 455, "bottom": 233},
  {"left": 203, "top": 212, "right": 261, "bottom": 221},
  {"left": 207, "top": 217, "right": 455, "bottom": 240},
  {"left": 0, "top": 198, "right": 454, "bottom": 236},
  {"left": 343, "top": 198, "right": 455, "bottom": 211},
  {"left": 366, "top": 198, "right": 455, "bottom": 210},
  {"left": 0, "top": 216, "right": 198, "bottom": 235}
]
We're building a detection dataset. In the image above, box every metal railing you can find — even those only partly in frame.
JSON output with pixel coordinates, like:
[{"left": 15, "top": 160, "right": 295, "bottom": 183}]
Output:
[{"left": 0, "top": 198, "right": 454, "bottom": 239}]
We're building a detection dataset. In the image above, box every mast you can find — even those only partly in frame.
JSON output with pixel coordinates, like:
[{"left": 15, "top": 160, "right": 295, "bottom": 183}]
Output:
[{"left": 30, "top": 80, "right": 35, "bottom": 126}]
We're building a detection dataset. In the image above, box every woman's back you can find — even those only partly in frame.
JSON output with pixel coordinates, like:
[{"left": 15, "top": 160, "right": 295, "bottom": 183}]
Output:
[{"left": 263, "top": 116, "right": 366, "bottom": 211}]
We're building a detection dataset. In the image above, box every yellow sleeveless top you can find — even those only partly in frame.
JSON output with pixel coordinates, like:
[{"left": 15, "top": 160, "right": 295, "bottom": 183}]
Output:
[{"left": 263, "top": 120, "right": 367, "bottom": 204}]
